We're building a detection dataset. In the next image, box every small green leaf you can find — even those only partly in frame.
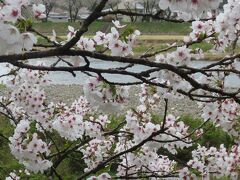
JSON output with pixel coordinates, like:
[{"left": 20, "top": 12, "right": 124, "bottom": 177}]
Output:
[{"left": 16, "top": 18, "right": 33, "bottom": 33}]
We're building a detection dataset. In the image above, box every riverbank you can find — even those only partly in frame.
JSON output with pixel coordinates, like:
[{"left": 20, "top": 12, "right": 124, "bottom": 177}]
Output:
[
  {"left": 33, "top": 21, "right": 191, "bottom": 36},
  {"left": 37, "top": 34, "right": 231, "bottom": 61},
  {"left": 34, "top": 21, "right": 234, "bottom": 61},
  {"left": 0, "top": 84, "right": 200, "bottom": 117}
]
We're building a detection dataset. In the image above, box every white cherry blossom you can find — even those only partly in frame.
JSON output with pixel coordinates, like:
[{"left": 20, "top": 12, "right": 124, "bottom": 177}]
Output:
[{"left": 32, "top": 4, "right": 46, "bottom": 19}]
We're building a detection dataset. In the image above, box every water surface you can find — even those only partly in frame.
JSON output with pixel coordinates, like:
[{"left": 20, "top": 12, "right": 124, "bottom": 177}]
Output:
[{"left": 0, "top": 58, "right": 239, "bottom": 88}]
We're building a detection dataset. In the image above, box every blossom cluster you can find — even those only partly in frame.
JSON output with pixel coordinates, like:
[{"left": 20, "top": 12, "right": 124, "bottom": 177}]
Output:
[
  {"left": 155, "top": 46, "right": 199, "bottom": 97},
  {"left": 0, "top": 0, "right": 46, "bottom": 55},
  {"left": 5, "top": 172, "right": 20, "bottom": 180},
  {"left": 125, "top": 109, "right": 192, "bottom": 154},
  {"left": 83, "top": 76, "right": 129, "bottom": 112},
  {"left": 215, "top": 0, "right": 240, "bottom": 50},
  {"left": 60, "top": 20, "right": 140, "bottom": 57},
  {"left": 87, "top": 173, "right": 112, "bottom": 180},
  {"left": 116, "top": 146, "right": 176, "bottom": 178},
  {"left": 138, "top": 83, "right": 161, "bottom": 109},
  {"left": 5, "top": 68, "right": 55, "bottom": 130},
  {"left": 185, "top": 0, "right": 240, "bottom": 51},
  {"left": 0, "top": 0, "right": 240, "bottom": 179},
  {"left": 180, "top": 144, "right": 240, "bottom": 180},
  {"left": 53, "top": 110, "right": 110, "bottom": 142},
  {"left": 52, "top": 113, "right": 85, "bottom": 141},
  {"left": 199, "top": 99, "right": 239, "bottom": 139},
  {"left": 186, "top": 20, "right": 215, "bottom": 42},
  {"left": 5, "top": 169, "right": 30, "bottom": 180},
  {"left": 9, "top": 120, "right": 52, "bottom": 173},
  {"left": 1, "top": 68, "right": 108, "bottom": 173},
  {"left": 80, "top": 137, "right": 114, "bottom": 172},
  {"left": 159, "top": 0, "right": 222, "bottom": 20}
]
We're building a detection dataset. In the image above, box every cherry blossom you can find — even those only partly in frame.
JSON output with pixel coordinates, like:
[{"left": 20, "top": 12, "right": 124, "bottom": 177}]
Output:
[
  {"left": 199, "top": 98, "right": 239, "bottom": 138},
  {"left": 0, "top": 0, "right": 240, "bottom": 179},
  {"left": 93, "top": 31, "right": 107, "bottom": 45},
  {"left": 5, "top": 172, "right": 20, "bottom": 180},
  {"left": 83, "top": 77, "right": 129, "bottom": 113},
  {"left": 185, "top": 144, "right": 240, "bottom": 179},
  {"left": 67, "top": 25, "right": 76, "bottom": 41},
  {"left": 112, "top": 20, "right": 127, "bottom": 28},
  {"left": 77, "top": 37, "right": 96, "bottom": 51},
  {"left": 116, "top": 146, "right": 176, "bottom": 178},
  {"left": 9, "top": 120, "right": 52, "bottom": 173},
  {"left": 21, "top": 33, "right": 37, "bottom": 51},
  {"left": 87, "top": 173, "right": 111, "bottom": 180},
  {"left": 80, "top": 137, "right": 114, "bottom": 172},
  {"left": 52, "top": 113, "right": 85, "bottom": 141},
  {"left": 0, "top": 1, "right": 43, "bottom": 55},
  {"left": 50, "top": 29, "right": 58, "bottom": 43},
  {"left": 32, "top": 4, "right": 46, "bottom": 19},
  {"left": 159, "top": 0, "right": 222, "bottom": 20},
  {"left": 1, "top": 5, "right": 21, "bottom": 22}
]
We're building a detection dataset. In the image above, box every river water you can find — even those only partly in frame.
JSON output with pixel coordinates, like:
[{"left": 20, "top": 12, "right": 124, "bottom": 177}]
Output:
[{"left": 0, "top": 58, "right": 239, "bottom": 88}]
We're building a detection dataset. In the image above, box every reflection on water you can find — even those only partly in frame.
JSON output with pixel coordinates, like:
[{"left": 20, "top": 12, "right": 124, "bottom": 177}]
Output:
[{"left": 0, "top": 58, "right": 239, "bottom": 88}]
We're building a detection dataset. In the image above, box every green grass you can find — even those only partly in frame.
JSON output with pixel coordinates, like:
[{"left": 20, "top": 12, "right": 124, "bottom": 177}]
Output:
[
  {"left": 33, "top": 21, "right": 191, "bottom": 36},
  {"left": 130, "top": 21, "right": 191, "bottom": 35},
  {"left": 134, "top": 43, "right": 168, "bottom": 55},
  {"left": 191, "top": 42, "right": 213, "bottom": 51},
  {"left": 0, "top": 83, "right": 5, "bottom": 89},
  {"left": 33, "top": 21, "right": 107, "bottom": 36},
  {"left": 0, "top": 117, "right": 21, "bottom": 179}
]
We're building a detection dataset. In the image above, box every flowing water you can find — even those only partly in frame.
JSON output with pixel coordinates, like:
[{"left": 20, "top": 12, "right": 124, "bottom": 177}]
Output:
[{"left": 0, "top": 58, "right": 239, "bottom": 88}]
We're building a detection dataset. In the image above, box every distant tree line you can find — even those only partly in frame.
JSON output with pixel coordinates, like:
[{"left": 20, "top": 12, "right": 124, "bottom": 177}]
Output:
[{"left": 40, "top": 0, "right": 228, "bottom": 22}]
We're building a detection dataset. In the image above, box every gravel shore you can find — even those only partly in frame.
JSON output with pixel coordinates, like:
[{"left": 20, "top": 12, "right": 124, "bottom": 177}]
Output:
[{"left": 0, "top": 85, "right": 200, "bottom": 117}]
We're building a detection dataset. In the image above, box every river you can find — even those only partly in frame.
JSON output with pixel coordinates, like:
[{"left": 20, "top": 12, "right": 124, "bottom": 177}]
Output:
[{"left": 0, "top": 58, "right": 239, "bottom": 88}]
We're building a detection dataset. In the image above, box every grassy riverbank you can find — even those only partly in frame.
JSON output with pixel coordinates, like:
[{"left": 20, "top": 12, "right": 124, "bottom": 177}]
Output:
[
  {"left": 33, "top": 21, "right": 191, "bottom": 36},
  {"left": 34, "top": 21, "right": 240, "bottom": 60},
  {"left": 37, "top": 33, "right": 229, "bottom": 61}
]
